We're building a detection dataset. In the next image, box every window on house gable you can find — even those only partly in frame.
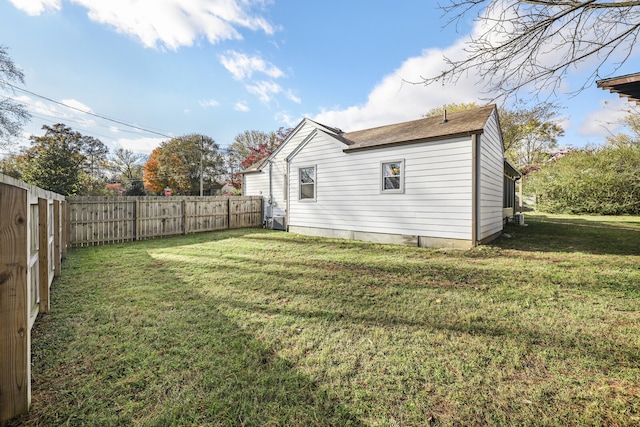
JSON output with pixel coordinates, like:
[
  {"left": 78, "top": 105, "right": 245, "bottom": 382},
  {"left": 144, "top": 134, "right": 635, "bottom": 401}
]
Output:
[
  {"left": 299, "top": 166, "right": 316, "bottom": 200},
  {"left": 381, "top": 160, "right": 404, "bottom": 193}
]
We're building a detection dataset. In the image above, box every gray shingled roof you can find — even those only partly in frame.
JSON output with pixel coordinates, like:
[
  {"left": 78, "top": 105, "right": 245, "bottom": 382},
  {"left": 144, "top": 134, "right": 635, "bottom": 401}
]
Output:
[
  {"left": 241, "top": 105, "right": 497, "bottom": 173},
  {"left": 239, "top": 156, "right": 269, "bottom": 174},
  {"left": 341, "top": 104, "right": 496, "bottom": 151}
]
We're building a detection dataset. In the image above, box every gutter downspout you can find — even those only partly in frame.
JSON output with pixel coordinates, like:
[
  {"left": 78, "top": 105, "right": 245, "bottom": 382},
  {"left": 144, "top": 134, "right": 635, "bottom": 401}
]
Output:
[
  {"left": 286, "top": 159, "right": 290, "bottom": 231},
  {"left": 471, "top": 133, "right": 478, "bottom": 247},
  {"left": 268, "top": 160, "right": 273, "bottom": 225}
]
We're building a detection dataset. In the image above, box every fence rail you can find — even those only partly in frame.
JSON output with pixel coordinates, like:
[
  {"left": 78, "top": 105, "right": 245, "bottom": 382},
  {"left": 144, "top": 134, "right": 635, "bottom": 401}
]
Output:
[
  {"left": 67, "top": 196, "right": 263, "bottom": 247},
  {"left": 0, "top": 173, "right": 65, "bottom": 423}
]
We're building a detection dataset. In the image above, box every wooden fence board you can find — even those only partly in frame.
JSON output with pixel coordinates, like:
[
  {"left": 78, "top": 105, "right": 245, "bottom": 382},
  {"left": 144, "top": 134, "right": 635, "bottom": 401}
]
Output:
[
  {"left": 1, "top": 174, "right": 65, "bottom": 421},
  {"left": 67, "top": 196, "right": 262, "bottom": 246},
  {"left": 0, "top": 183, "right": 31, "bottom": 422}
]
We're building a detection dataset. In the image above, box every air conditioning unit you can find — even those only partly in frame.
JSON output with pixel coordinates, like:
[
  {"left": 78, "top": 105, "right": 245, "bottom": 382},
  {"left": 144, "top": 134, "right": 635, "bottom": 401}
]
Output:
[
  {"left": 514, "top": 213, "right": 525, "bottom": 225},
  {"left": 271, "top": 216, "right": 286, "bottom": 231}
]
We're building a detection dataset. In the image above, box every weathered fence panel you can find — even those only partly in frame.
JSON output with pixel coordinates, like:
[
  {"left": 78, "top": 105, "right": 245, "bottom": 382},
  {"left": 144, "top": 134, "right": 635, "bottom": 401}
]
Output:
[
  {"left": 185, "top": 198, "right": 229, "bottom": 233},
  {"left": 67, "top": 196, "right": 262, "bottom": 247},
  {"left": 0, "top": 173, "right": 65, "bottom": 423},
  {"left": 230, "top": 197, "right": 263, "bottom": 229},
  {"left": 68, "top": 197, "right": 136, "bottom": 245}
]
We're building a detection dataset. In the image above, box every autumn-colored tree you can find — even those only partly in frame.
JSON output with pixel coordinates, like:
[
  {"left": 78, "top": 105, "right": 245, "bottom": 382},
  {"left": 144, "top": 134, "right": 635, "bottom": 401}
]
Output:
[
  {"left": 227, "top": 127, "right": 292, "bottom": 188},
  {"left": 143, "top": 134, "right": 224, "bottom": 195},
  {"left": 105, "top": 182, "right": 126, "bottom": 196},
  {"left": 240, "top": 143, "right": 273, "bottom": 169},
  {"left": 143, "top": 148, "right": 163, "bottom": 194}
]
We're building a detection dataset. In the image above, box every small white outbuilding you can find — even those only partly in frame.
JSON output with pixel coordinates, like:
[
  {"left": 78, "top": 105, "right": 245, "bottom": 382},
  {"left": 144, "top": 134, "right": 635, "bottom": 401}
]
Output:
[{"left": 242, "top": 104, "right": 510, "bottom": 249}]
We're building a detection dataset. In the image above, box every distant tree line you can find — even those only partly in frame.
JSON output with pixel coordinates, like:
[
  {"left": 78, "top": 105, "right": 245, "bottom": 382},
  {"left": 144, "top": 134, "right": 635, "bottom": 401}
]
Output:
[{"left": 0, "top": 122, "right": 291, "bottom": 197}]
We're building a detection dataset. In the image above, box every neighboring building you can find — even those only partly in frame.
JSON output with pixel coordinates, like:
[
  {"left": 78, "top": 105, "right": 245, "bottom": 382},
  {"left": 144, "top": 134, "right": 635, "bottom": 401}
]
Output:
[{"left": 242, "top": 105, "right": 513, "bottom": 249}]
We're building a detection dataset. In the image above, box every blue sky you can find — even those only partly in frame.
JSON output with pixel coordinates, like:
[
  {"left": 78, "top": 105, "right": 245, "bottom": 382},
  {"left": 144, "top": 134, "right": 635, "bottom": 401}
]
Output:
[{"left": 1, "top": 0, "right": 639, "bottom": 156}]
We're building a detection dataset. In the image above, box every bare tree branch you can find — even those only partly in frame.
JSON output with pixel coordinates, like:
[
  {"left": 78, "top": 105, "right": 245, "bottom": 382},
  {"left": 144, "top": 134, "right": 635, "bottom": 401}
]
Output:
[
  {"left": 0, "top": 45, "right": 31, "bottom": 145},
  {"left": 426, "top": 1, "right": 640, "bottom": 100}
]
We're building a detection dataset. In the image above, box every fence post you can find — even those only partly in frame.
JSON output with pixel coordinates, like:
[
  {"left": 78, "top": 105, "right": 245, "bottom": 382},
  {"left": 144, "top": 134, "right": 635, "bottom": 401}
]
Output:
[
  {"left": 182, "top": 199, "right": 187, "bottom": 235},
  {"left": 53, "top": 200, "right": 61, "bottom": 277},
  {"left": 134, "top": 199, "right": 140, "bottom": 241},
  {"left": 64, "top": 201, "right": 70, "bottom": 258},
  {"left": 38, "top": 199, "right": 50, "bottom": 314},
  {"left": 0, "top": 183, "right": 31, "bottom": 422}
]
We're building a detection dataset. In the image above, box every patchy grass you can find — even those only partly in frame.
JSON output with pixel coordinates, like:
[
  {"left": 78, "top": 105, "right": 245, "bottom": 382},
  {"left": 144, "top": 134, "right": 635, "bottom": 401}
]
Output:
[{"left": 10, "top": 215, "right": 640, "bottom": 426}]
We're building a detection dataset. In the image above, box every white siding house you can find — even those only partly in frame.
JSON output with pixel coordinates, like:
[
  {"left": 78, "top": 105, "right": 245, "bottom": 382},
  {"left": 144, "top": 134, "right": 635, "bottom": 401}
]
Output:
[{"left": 242, "top": 105, "right": 508, "bottom": 249}]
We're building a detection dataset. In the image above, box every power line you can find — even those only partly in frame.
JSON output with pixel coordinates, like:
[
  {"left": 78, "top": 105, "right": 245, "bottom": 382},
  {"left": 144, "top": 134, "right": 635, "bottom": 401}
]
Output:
[{"left": 1, "top": 80, "right": 174, "bottom": 139}]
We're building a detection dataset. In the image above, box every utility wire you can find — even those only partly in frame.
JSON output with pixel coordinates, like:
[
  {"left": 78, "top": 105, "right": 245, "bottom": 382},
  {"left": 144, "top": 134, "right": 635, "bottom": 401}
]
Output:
[{"left": 1, "top": 80, "right": 174, "bottom": 139}]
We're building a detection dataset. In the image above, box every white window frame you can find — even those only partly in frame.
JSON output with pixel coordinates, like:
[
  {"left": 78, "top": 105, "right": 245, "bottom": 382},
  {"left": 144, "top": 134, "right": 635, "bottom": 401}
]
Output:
[
  {"left": 380, "top": 159, "right": 405, "bottom": 193},
  {"left": 298, "top": 165, "right": 316, "bottom": 201}
]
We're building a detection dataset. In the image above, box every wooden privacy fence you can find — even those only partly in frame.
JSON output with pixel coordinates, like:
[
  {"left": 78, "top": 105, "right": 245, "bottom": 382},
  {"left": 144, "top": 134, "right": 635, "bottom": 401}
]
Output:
[
  {"left": 67, "top": 196, "right": 263, "bottom": 247},
  {"left": 0, "top": 173, "right": 66, "bottom": 423}
]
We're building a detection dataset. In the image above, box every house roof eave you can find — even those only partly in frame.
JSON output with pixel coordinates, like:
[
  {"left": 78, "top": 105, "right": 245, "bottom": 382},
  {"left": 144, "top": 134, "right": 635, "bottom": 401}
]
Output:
[{"left": 342, "top": 130, "right": 484, "bottom": 152}]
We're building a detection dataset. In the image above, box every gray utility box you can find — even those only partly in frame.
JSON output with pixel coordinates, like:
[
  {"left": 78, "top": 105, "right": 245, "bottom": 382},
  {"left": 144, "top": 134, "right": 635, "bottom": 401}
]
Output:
[{"left": 271, "top": 216, "right": 286, "bottom": 230}]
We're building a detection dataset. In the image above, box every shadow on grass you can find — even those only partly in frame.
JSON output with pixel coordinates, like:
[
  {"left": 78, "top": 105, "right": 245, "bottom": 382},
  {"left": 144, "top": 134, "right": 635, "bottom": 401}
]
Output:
[
  {"left": 10, "top": 236, "right": 365, "bottom": 426},
  {"left": 493, "top": 217, "right": 640, "bottom": 256},
  {"left": 196, "top": 258, "right": 640, "bottom": 371}
]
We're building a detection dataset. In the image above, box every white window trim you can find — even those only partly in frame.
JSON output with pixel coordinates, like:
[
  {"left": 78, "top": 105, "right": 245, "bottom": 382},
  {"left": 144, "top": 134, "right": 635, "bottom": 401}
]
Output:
[
  {"left": 380, "top": 159, "right": 405, "bottom": 194},
  {"left": 298, "top": 165, "right": 317, "bottom": 202}
]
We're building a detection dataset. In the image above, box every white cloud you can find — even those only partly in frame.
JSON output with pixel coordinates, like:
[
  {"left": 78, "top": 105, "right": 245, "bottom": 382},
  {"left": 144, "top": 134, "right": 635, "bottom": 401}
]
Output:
[
  {"left": 274, "top": 111, "right": 298, "bottom": 128},
  {"left": 220, "top": 50, "right": 283, "bottom": 80},
  {"left": 15, "top": 96, "right": 96, "bottom": 128},
  {"left": 234, "top": 102, "right": 250, "bottom": 112},
  {"left": 246, "top": 80, "right": 281, "bottom": 103},
  {"left": 115, "top": 136, "right": 164, "bottom": 155},
  {"left": 199, "top": 98, "right": 220, "bottom": 108},
  {"left": 313, "top": 42, "right": 483, "bottom": 131},
  {"left": 578, "top": 98, "right": 630, "bottom": 138},
  {"left": 15, "top": 0, "right": 275, "bottom": 50},
  {"left": 60, "top": 98, "right": 93, "bottom": 112},
  {"left": 285, "top": 90, "right": 301, "bottom": 104},
  {"left": 8, "top": 0, "right": 61, "bottom": 15}
]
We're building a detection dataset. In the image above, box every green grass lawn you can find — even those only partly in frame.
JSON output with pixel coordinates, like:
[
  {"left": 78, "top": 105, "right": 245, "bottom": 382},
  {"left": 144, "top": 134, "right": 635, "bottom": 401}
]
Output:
[{"left": 10, "top": 213, "right": 640, "bottom": 426}]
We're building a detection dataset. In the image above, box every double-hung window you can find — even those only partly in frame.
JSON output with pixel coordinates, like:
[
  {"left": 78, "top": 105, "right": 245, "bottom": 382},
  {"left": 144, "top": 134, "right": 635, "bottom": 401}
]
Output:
[
  {"left": 299, "top": 166, "right": 316, "bottom": 200},
  {"left": 381, "top": 160, "right": 404, "bottom": 193}
]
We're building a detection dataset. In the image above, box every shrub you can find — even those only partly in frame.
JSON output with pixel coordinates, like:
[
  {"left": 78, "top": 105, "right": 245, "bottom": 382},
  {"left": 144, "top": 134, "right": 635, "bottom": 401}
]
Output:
[{"left": 526, "top": 144, "right": 640, "bottom": 215}]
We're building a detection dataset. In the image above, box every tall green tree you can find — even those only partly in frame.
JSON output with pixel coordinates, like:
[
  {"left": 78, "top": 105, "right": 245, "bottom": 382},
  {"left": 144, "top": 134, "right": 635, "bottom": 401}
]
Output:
[
  {"left": 143, "top": 134, "right": 224, "bottom": 195},
  {"left": 0, "top": 152, "right": 23, "bottom": 179},
  {"left": 606, "top": 112, "right": 640, "bottom": 147},
  {"left": 0, "top": 45, "right": 31, "bottom": 146},
  {"left": 17, "top": 124, "right": 109, "bottom": 195},
  {"left": 422, "top": 102, "right": 481, "bottom": 118},
  {"left": 500, "top": 101, "right": 564, "bottom": 167}
]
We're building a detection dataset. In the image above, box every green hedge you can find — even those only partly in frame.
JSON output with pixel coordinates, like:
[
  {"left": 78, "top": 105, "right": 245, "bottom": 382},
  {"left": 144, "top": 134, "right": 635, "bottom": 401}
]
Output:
[{"left": 526, "top": 144, "right": 640, "bottom": 215}]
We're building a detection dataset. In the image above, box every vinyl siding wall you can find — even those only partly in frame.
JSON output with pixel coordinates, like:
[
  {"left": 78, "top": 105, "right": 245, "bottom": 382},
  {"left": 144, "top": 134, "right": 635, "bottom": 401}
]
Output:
[
  {"left": 477, "top": 110, "right": 505, "bottom": 240},
  {"left": 288, "top": 133, "right": 474, "bottom": 241},
  {"left": 243, "top": 120, "right": 317, "bottom": 219}
]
